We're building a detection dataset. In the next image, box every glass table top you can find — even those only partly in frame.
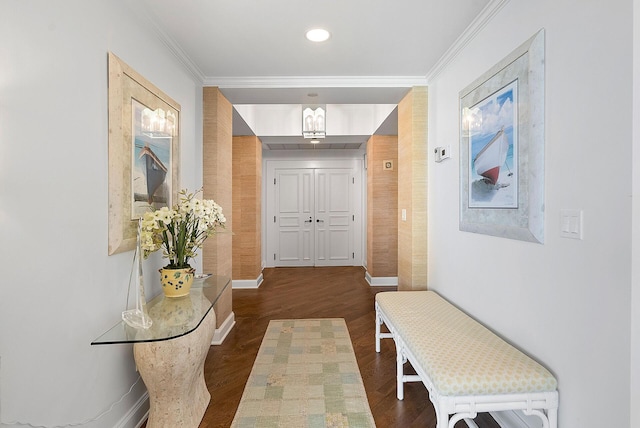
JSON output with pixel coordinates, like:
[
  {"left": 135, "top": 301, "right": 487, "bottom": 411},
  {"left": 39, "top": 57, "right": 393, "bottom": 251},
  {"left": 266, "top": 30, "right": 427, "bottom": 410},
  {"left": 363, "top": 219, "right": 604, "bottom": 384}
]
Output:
[{"left": 91, "top": 275, "right": 230, "bottom": 345}]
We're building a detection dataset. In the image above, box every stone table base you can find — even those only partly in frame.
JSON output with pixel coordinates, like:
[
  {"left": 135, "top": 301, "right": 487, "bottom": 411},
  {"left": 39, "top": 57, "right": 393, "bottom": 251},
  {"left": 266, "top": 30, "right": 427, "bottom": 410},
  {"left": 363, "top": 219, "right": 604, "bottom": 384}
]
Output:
[{"left": 134, "top": 308, "right": 216, "bottom": 428}]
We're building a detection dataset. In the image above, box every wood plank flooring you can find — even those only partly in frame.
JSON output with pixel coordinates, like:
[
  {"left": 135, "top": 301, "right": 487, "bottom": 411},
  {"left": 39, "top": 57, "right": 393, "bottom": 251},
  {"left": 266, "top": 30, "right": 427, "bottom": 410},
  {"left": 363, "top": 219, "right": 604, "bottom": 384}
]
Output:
[{"left": 146, "top": 266, "right": 501, "bottom": 427}]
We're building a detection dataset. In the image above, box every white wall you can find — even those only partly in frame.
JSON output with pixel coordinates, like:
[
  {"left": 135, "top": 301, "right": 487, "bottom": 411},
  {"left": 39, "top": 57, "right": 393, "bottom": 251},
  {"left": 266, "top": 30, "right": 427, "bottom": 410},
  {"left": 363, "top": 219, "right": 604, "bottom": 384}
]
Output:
[
  {"left": 0, "top": 1, "right": 202, "bottom": 426},
  {"left": 632, "top": 0, "right": 640, "bottom": 425},
  {"left": 428, "top": 0, "right": 633, "bottom": 426}
]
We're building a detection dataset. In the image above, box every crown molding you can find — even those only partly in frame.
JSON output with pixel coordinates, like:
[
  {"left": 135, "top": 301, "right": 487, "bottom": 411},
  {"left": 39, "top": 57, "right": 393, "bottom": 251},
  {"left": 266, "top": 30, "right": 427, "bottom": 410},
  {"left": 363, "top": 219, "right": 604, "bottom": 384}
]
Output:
[
  {"left": 131, "top": 0, "right": 508, "bottom": 88},
  {"left": 425, "top": 0, "right": 510, "bottom": 82},
  {"left": 204, "top": 75, "right": 428, "bottom": 89},
  {"left": 127, "top": 1, "right": 206, "bottom": 84},
  {"left": 158, "top": 34, "right": 206, "bottom": 84}
]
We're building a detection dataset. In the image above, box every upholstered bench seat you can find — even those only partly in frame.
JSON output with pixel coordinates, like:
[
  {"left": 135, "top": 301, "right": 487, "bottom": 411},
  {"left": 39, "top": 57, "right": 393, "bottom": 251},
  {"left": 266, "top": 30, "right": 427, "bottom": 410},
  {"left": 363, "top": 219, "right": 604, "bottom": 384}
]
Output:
[{"left": 375, "top": 290, "right": 558, "bottom": 428}]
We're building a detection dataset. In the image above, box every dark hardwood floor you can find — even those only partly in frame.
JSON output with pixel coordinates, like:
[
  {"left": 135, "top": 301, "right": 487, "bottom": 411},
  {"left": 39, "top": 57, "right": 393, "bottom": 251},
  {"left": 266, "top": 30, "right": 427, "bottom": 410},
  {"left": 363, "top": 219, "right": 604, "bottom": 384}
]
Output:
[{"left": 148, "top": 266, "right": 500, "bottom": 427}]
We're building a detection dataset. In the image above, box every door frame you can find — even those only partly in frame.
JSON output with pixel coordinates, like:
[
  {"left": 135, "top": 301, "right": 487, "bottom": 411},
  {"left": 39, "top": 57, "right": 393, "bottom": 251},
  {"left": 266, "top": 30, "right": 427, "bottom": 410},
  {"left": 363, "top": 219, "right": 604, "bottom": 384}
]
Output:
[{"left": 264, "top": 158, "right": 364, "bottom": 268}]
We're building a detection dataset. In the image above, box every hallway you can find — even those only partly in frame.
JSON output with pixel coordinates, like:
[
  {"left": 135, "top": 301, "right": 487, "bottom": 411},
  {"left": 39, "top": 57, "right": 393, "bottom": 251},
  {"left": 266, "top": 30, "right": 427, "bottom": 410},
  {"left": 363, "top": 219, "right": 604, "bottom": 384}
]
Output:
[{"left": 195, "top": 267, "right": 499, "bottom": 427}]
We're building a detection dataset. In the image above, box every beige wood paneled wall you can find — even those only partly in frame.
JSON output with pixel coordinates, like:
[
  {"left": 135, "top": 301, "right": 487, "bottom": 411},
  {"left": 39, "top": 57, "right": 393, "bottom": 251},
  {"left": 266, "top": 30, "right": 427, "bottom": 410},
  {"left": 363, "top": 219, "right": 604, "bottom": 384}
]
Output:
[
  {"left": 397, "top": 87, "right": 428, "bottom": 290},
  {"left": 202, "top": 87, "right": 233, "bottom": 327},
  {"left": 366, "top": 135, "right": 398, "bottom": 277},
  {"left": 232, "top": 136, "right": 262, "bottom": 280}
]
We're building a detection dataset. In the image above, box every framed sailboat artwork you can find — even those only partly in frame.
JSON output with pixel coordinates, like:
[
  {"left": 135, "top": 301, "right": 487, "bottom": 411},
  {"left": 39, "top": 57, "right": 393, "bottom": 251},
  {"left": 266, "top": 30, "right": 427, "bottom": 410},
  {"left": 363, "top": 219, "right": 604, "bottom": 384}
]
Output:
[
  {"left": 108, "top": 52, "right": 180, "bottom": 255},
  {"left": 459, "top": 29, "right": 545, "bottom": 244}
]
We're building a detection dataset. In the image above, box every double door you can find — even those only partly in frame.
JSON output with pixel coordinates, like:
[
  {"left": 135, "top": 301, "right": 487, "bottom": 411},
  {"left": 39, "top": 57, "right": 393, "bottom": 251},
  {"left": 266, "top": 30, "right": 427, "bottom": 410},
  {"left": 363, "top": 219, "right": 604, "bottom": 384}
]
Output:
[{"left": 271, "top": 168, "right": 354, "bottom": 267}]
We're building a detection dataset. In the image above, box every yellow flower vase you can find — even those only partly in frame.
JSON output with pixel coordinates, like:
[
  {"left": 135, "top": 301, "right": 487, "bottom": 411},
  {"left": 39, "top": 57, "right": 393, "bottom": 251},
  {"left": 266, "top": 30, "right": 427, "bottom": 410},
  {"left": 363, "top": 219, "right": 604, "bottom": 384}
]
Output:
[{"left": 159, "top": 267, "right": 195, "bottom": 298}]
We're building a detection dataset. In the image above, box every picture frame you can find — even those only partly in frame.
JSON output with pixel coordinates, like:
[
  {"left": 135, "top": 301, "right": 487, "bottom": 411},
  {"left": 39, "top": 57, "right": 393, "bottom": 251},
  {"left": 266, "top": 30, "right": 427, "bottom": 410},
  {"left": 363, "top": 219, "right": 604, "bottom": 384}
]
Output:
[
  {"left": 459, "top": 29, "right": 545, "bottom": 243},
  {"left": 108, "top": 52, "right": 180, "bottom": 255}
]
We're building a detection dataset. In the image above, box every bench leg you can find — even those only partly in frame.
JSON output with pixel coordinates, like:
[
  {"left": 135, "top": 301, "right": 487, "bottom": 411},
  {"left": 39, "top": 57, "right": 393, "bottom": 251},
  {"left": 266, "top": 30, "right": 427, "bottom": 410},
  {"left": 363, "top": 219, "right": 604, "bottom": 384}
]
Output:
[
  {"left": 375, "top": 310, "right": 381, "bottom": 353},
  {"left": 548, "top": 408, "right": 558, "bottom": 428},
  {"left": 448, "top": 413, "right": 478, "bottom": 428},
  {"left": 375, "top": 306, "right": 394, "bottom": 352},
  {"left": 396, "top": 343, "right": 404, "bottom": 400},
  {"left": 526, "top": 409, "right": 555, "bottom": 428},
  {"left": 435, "top": 405, "right": 449, "bottom": 428}
]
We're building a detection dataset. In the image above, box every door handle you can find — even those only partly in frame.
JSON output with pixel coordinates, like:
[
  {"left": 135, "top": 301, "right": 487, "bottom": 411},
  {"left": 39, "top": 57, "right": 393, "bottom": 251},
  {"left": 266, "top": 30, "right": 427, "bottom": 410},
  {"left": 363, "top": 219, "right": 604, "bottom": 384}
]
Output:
[
  {"left": 304, "top": 217, "right": 313, "bottom": 223},
  {"left": 316, "top": 219, "right": 324, "bottom": 223}
]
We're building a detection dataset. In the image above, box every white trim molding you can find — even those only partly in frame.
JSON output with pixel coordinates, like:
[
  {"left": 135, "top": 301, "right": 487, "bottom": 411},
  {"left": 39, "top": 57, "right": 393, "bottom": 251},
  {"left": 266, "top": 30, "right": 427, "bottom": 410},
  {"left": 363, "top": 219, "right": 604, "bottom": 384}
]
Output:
[
  {"left": 115, "top": 389, "right": 149, "bottom": 428},
  {"left": 211, "top": 312, "right": 236, "bottom": 345},
  {"left": 426, "top": 0, "right": 510, "bottom": 82},
  {"left": 490, "top": 410, "right": 540, "bottom": 428},
  {"left": 126, "top": 1, "right": 205, "bottom": 83},
  {"left": 232, "top": 273, "right": 264, "bottom": 289},
  {"left": 365, "top": 271, "right": 398, "bottom": 287},
  {"left": 204, "top": 75, "right": 427, "bottom": 89}
]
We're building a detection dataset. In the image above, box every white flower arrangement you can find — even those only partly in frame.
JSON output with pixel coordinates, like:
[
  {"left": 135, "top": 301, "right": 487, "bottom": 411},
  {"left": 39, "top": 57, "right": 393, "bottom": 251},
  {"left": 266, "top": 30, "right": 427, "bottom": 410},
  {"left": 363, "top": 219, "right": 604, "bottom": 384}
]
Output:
[{"left": 140, "top": 189, "right": 226, "bottom": 269}]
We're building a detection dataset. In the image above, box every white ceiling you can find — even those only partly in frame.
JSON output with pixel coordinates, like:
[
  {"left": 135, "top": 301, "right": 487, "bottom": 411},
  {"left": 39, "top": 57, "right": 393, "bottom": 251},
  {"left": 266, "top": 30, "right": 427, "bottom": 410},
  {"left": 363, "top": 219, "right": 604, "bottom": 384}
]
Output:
[{"left": 137, "top": 0, "right": 492, "bottom": 149}]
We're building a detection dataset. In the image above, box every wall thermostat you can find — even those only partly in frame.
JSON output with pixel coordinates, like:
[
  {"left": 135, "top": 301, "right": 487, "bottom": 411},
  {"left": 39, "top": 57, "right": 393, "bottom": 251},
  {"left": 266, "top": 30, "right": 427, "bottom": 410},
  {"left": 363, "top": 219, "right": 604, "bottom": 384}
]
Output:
[{"left": 434, "top": 146, "right": 450, "bottom": 163}]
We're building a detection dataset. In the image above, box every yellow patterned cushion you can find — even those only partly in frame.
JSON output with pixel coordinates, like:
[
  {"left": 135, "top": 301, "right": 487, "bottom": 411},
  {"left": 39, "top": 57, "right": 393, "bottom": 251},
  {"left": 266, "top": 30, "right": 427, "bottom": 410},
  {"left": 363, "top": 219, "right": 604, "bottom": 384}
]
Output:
[{"left": 376, "top": 291, "right": 557, "bottom": 396}]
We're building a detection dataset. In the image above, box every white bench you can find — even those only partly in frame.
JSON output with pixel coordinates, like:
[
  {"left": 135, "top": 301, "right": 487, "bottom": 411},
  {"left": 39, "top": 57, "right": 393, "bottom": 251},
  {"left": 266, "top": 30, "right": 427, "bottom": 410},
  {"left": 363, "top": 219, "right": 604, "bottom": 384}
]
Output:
[{"left": 375, "top": 291, "right": 558, "bottom": 428}]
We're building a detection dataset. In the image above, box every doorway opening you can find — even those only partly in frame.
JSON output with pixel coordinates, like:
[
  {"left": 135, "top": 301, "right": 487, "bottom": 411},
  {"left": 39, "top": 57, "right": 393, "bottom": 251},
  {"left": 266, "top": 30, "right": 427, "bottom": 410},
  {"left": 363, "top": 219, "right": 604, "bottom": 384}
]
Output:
[{"left": 265, "top": 160, "right": 363, "bottom": 268}]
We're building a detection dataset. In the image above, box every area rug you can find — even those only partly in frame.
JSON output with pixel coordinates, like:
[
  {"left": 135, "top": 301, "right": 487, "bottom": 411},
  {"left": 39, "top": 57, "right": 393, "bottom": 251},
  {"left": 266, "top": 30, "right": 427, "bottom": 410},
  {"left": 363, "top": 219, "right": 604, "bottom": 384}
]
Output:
[{"left": 231, "top": 318, "right": 376, "bottom": 427}]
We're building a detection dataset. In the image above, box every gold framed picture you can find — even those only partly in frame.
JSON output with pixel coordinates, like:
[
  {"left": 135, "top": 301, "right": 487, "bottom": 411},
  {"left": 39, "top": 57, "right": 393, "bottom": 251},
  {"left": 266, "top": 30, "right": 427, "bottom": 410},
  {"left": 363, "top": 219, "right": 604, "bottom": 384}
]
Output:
[{"left": 108, "top": 52, "right": 180, "bottom": 255}]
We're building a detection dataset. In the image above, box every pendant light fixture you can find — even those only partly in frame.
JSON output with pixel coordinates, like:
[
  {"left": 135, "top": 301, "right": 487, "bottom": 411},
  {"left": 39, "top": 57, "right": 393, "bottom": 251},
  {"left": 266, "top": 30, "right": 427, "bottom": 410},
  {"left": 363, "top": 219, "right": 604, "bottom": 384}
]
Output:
[{"left": 302, "top": 106, "right": 326, "bottom": 139}]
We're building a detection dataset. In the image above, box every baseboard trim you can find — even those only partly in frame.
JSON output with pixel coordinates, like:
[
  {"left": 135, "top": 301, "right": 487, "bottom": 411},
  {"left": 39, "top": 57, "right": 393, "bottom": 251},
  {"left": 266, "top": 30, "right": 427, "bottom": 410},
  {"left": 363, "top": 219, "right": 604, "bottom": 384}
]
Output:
[
  {"left": 211, "top": 311, "right": 235, "bottom": 345},
  {"left": 114, "top": 389, "right": 149, "bottom": 428},
  {"left": 490, "top": 410, "right": 539, "bottom": 428},
  {"left": 365, "top": 271, "right": 398, "bottom": 287},
  {"left": 232, "top": 273, "right": 264, "bottom": 289}
]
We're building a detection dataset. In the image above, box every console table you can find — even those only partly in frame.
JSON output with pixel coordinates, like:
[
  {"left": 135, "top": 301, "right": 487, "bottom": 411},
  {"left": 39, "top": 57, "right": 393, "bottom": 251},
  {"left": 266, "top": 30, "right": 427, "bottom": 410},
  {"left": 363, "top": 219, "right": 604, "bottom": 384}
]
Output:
[{"left": 92, "top": 275, "right": 230, "bottom": 428}]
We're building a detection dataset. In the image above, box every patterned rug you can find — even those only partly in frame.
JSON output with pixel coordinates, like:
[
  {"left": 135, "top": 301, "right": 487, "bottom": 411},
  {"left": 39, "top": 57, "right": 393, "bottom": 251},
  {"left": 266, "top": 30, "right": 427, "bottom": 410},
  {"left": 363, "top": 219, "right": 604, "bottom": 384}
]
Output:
[{"left": 231, "top": 319, "right": 376, "bottom": 427}]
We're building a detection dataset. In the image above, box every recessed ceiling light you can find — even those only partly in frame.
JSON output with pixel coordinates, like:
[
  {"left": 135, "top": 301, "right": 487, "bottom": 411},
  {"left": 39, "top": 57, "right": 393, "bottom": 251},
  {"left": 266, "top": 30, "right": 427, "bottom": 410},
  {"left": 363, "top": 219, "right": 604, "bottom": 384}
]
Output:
[{"left": 306, "top": 28, "right": 330, "bottom": 42}]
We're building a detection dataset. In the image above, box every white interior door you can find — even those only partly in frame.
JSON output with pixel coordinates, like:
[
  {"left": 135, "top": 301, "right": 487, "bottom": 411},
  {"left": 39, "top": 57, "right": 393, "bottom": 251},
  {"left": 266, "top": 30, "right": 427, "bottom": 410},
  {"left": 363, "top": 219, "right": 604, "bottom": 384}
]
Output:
[
  {"left": 271, "top": 167, "right": 354, "bottom": 267},
  {"left": 274, "top": 169, "right": 314, "bottom": 267},
  {"left": 314, "top": 169, "right": 352, "bottom": 266}
]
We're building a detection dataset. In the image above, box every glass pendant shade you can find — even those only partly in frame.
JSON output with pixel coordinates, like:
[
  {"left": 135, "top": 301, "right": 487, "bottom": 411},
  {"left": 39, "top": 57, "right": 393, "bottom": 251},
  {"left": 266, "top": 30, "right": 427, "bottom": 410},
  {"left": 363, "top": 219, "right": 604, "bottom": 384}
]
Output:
[{"left": 302, "top": 106, "right": 326, "bottom": 139}]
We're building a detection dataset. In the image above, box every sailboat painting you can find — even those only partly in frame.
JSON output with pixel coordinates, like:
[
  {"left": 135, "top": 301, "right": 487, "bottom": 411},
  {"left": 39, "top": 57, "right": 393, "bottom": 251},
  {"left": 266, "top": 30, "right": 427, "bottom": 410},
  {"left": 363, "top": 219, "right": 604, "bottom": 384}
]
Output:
[
  {"left": 468, "top": 80, "right": 518, "bottom": 208},
  {"left": 131, "top": 99, "right": 173, "bottom": 218}
]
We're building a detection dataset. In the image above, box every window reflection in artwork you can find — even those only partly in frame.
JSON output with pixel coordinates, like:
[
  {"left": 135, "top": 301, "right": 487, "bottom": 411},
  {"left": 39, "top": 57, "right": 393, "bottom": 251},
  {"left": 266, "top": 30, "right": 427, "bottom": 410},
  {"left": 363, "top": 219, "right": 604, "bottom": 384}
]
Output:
[{"left": 131, "top": 99, "right": 175, "bottom": 219}]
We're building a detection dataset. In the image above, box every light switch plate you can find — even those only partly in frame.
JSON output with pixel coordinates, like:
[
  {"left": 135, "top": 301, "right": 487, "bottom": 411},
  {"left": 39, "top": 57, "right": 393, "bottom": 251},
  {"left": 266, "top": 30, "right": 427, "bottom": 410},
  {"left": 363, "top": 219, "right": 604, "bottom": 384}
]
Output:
[{"left": 560, "top": 209, "right": 583, "bottom": 239}]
